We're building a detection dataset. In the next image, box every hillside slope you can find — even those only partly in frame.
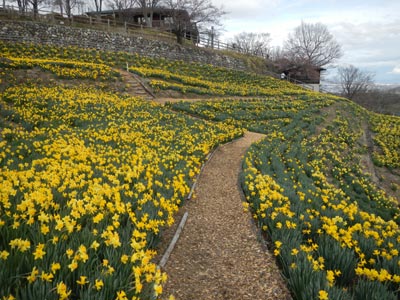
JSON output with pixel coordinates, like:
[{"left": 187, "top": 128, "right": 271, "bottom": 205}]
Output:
[{"left": 0, "top": 41, "right": 399, "bottom": 300}]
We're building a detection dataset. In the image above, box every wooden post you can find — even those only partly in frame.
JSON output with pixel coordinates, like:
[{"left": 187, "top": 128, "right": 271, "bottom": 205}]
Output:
[
  {"left": 124, "top": 21, "right": 127, "bottom": 33},
  {"left": 89, "top": 16, "right": 92, "bottom": 25},
  {"left": 211, "top": 26, "right": 214, "bottom": 49},
  {"left": 107, "top": 19, "right": 110, "bottom": 29}
]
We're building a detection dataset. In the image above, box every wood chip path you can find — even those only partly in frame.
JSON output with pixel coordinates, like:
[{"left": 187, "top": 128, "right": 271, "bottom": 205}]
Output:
[{"left": 160, "top": 131, "right": 291, "bottom": 300}]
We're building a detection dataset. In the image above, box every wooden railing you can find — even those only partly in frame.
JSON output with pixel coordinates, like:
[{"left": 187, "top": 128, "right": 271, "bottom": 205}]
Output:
[
  {"left": 0, "top": 4, "right": 244, "bottom": 53},
  {"left": 0, "top": 4, "right": 328, "bottom": 92}
]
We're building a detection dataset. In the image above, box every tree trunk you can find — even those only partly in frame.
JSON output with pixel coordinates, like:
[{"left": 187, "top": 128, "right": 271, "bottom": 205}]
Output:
[
  {"left": 142, "top": 7, "right": 152, "bottom": 27},
  {"left": 175, "top": 21, "right": 184, "bottom": 44},
  {"left": 65, "top": 0, "right": 71, "bottom": 21},
  {"left": 176, "top": 31, "right": 183, "bottom": 44},
  {"left": 32, "top": 0, "right": 38, "bottom": 19},
  {"left": 149, "top": 11, "right": 153, "bottom": 27},
  {"left": 17, "top": 0, "right": 24, "bottom": 12}
]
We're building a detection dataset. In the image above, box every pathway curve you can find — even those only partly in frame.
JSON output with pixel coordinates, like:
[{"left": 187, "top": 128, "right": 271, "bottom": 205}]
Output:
[{"left": 160, "top": 131, "right": 291, "bottom": 300}]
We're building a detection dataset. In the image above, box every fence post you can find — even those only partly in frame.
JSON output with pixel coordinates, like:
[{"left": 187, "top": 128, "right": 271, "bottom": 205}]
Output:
[
  {"left": 211, "top": 26, "right": 214, "bottom": 49},
  {"left": 107, "top": 19, "right": 110, "bottom": 30},
  {"left": 124, "top": 21, "right": 127, "bottom": 33},
  {"left": 89, "top": 16, "right": 92, "bottom": 25}
]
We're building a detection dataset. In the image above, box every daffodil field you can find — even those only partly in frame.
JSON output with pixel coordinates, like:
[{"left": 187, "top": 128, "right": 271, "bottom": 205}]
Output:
[
  {"left": 128, "top": 65, "right": 306, "bottom": 97},
  {"left": 1, "top": 40, "right": 400, "bottom": 300},
  {"left": 0, "top": 42, "right": 243, "bottom": 299},
  {"left": 1, "top": 57, "right": 120, "bottom": 81},
  {"left": 369, "top": 113, "right": 400, "bottom": 169},
  {"left": 170, "top": 98, "right": 400, "bottom": 299}
]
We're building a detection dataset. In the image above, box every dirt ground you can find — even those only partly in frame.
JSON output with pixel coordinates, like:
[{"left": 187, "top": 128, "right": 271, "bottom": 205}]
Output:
[{"left": 157, "top": 132, "right": 292, "bottom": 300}]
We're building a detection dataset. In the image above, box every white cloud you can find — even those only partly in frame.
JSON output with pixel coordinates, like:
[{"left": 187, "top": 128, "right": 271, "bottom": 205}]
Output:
[
  {"left": 214, "top": 0, "right": 282, "bottom": 19},
  {"left": 392, "top": 66, "right": 400, "bottom": 74},
  {"left": 216, "top": 0, "right": 400, "bottom": 83}
]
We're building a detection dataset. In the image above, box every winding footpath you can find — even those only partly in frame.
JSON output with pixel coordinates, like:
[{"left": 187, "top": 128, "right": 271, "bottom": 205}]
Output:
[{"left": 160, "top": 132, "right": 291, "bottom": 300}]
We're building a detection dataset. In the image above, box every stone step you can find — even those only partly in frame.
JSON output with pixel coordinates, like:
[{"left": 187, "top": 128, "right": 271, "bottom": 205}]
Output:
[{"left": 118, "top": 69, "right": 156, "bottom": 100}]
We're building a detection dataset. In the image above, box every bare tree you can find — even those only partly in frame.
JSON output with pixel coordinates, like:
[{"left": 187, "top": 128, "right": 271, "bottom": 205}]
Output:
[
  {"left": 93, "top": 0, "right": 103, "bottom": 12},
  {"left": 63, "top": 0, "right": 74, "bottom": 17},
  {"left": 133, "top": 0, "right": 162, "bottom": 27},
  {"left": 107, "top": 0, "right": 135, "bottom": 11},
  {"left": 12, "top": 0, "right": 55, "bottom": 16},
  {"left": 49, "top": 0, "right": 82, "bottom": 18},
  {"left": 49, "top": 0, "right": 62, "bottom": 14},
  {"left": 162, "top": 0, "right": 225, "bottom": 44},
  {"left": 269, "top": 46, "right": 285, "bottom": 61},
  {"left": 27, "top": 0, "right": 46, "bottom": 17},
  {"left": 15, "top": 0, "right": 29, "bottom": 12},
  {"left": 338, "top": 64, "right": 374, "bottom": 99},
  {"left": 231, "top": 32, "right": 271, "bottom": 58},
  {"left": 284, "top": 21, "right": 342, "bottom": 67}
]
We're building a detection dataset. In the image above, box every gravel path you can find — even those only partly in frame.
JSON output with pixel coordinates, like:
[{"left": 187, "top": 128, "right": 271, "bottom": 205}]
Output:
[{"left": 160, "top": 131, "right": 291, "bottom": 300}]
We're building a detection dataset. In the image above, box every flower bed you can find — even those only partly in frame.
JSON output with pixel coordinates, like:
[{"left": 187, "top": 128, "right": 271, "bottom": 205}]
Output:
[
  {"left": 0, "top": 56, "right": 119, "bottom": 81},
  {"left": 369, "top": 113, "right": 400, "bottom": 169},
  {"left": 1, "top": 40, "right": 399, "bottom": 300},
  {"left": 170, "top": 98, "right": 400, "bottom": 299},
  {"left": 0, "top": 83, "right": 243, "bottom": 300}
]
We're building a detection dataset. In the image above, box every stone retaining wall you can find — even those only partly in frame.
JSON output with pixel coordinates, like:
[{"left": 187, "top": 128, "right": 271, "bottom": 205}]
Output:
[{"left": 0, "top": 20, "right": 248, "bottom": 70}]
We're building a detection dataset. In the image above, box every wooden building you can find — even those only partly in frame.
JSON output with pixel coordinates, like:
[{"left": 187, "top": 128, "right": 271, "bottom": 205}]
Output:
[
  {"left": 282, "top": 64, "right": 325, "bottom": 92},
  {"left": 87, "top": 7, "right": 198, "bottom": 42}
]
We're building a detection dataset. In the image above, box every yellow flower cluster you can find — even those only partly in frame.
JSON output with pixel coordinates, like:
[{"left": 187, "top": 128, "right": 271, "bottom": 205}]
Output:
[
  {"left": 0, "top": 40, "right": 319, "bottom": 98},
  {"left": 1, "top": 39, "right": 398, "bottom": 300},
  {"left": 169, "top": 96, "right": 336, "bottom": 133},
  {"left": 0, "top": 41, "right": 112, "bottom": 66},
  {"left": 369, "top": 113, "right": 400, "bottom": 168},
  {"left": 131, "top": 65, "right": 315, "bottom": 97},
  {"left": 0, "top": 78, "right": 242, "bottom": 299},
  {"left": 1, "top": 56, "right": 118, "bottom": 81},
  {"left": 177, "top": 97, "right": 399, "bottom": 298},
  {"left": 244, "top": 103, "right": 399, "bottom": 298}
]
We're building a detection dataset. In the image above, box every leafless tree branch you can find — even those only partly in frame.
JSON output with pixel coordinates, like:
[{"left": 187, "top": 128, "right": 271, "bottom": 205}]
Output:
[
  {"left": 284, "top": 21, "right": 342, "bottom": 67},
  {"left": 161, "top": 0, "right": 225, "bottom": 44},
  {"left": 231, "top": 32, "right": 271, "bottom": 58},
  {"left": 338, "top": 64, "right": 374, "bottom": 99}
]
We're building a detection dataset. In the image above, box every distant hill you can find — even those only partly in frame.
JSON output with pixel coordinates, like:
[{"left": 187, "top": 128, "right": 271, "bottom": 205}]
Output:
[
  {"left": 320, "top": 81, "right": 400, "bottom": 115},
  {"left": 389, "top": 86, "right": 400, "bottom": 94}
]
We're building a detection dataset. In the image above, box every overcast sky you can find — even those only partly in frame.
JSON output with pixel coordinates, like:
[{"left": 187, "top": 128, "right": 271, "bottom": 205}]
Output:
[{"left": 213, "top": 0, "right": 400, "bottom": 85}]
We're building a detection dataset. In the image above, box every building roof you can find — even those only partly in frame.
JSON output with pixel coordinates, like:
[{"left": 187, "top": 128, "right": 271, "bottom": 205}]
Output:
[{"left": 87, "top": 7, "right": 190, "bottom": 21}]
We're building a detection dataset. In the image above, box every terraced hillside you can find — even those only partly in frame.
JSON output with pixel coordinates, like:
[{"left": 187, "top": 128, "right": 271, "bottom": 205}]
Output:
[{"left": 0, "top": 41, "right": 399, "bottom": 300}]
